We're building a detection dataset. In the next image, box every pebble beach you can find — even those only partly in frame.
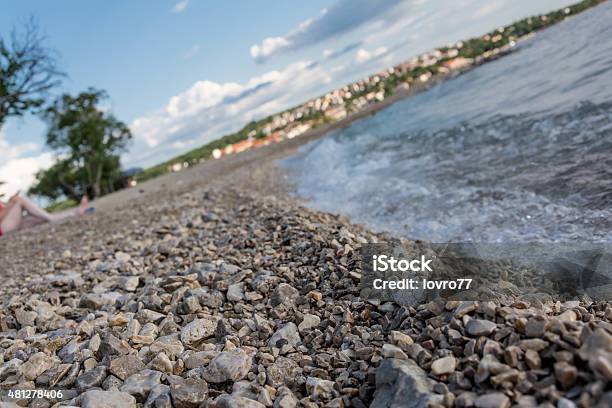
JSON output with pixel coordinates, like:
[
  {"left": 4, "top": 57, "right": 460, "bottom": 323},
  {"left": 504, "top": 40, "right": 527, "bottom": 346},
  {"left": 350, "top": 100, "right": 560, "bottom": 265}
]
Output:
[{"left": 1, "top": 137, "right": 612, "bottom": 408}]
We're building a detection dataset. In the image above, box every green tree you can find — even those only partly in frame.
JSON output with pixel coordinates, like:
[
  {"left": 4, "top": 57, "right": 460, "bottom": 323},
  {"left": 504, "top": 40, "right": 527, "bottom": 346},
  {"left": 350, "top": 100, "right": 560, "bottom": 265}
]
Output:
[
  {"left": 0, "top": 19, "right": 62, "bottom": 128},
  {"left": 30, "top": 89, "right": 132, "bottom": 200}
]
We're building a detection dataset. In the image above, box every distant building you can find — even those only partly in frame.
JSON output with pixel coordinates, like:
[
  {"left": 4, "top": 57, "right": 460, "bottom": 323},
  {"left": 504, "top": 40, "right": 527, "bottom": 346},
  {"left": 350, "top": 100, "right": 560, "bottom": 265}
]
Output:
[
  {"left": 443, "top": 57, "right": 472, "bottom": 70},
  {"left": 231, "top": 138, "right": 254, "bottom": 153},
  {"left": 325, "top": 106, "right": 347, "bottom": 121}
]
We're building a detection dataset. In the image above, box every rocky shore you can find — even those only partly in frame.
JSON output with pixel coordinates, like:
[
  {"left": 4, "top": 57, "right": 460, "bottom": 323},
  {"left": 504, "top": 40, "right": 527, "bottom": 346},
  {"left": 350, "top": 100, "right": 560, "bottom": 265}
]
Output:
[{"left": 1, "top": 152, "right": 612, "bottom": 408}]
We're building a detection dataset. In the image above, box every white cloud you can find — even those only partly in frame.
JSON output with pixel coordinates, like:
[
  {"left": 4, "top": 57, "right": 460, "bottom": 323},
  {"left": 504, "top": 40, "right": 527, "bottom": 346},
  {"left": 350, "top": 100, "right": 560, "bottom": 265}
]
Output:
[
  {"left": 355, "top": 46, "right": 387, "bottom": 63},
  {"left": 172, "top": 0, "right": 189, "bottom": 13},
  {"left": 127, "top": 60, "right": 332, "bottom": 166},
  {"left": 250, "top": 0, "right": 401, "bottom": 62},
  {"left": 250, "top": 37, "right": 291, "bottom": 62},
  {"left": 0, "top": 129, "right": 54, "bottom": 197}
]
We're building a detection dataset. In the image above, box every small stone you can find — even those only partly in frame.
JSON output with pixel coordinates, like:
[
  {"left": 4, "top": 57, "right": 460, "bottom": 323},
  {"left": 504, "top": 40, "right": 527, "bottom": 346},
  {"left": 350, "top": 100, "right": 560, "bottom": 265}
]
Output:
[
  {"left": 382, "top": 343, "right": 408, "bottom": 360},
  {"left": 121, "top": 276, "right": 140, "bottom": 292},
  {"left": 99, "top": 333, "right": 132, "bottom": 357},
  {"left": 524, "top": 349, "right": 541, "bottom": 369},
  {"left": 84, "top": 357, "right": 98, "bottom": 371},
  {"left": 274, "top": 388, "right": 298, "bottom": 408},
  {"left": 389, "top": 331, "right": 414, "bottom": 349},
  {"left": 81, "top": 389, "right": 136, "bottom": 408},
  {"left": 76, "top": 365, "right": 108, "bottom": 390},
  {"left": 268, "top": 323, "right": 300, "bottom": 349},
  {"left": 120, "top": 369, "right": 162, "bottom": 401},
  {"left": 150, "top": 334, "right": 184, "bottom": 358},
  {"left": 80, "top": 292, "right": 122, "bottom": 309},
  {"left": 592, "top": 354, "right": 612, "bottom": 380},
  {"left": 148, "top": 352, "right": 174, "bottom": 373},
  {"left": 474, "top": 392, "right": 510, "bottom": 408},
  {"left": 558, "top": 310, "right": 577, "bottom": 322},
  {"left": 356, "top": 346, "right": 375, "bottom": 361},
  {"left": 103, "top": 375, "right": 123, "bottom": 390},
  {"left": 170, "top": 378, "right": 208, "bottom": 408},
  {"left": 144, "top": 384, "right": 171, "bottom": 408},
  {"left": 110, "top": 355, "right": 146, "bottom": 381},
  {"left": 182, "top": 296, "right": 201, "bottom": 314},
  {"left": 19, "top": 352, "right": 55, "bottom": 381},
  {"left": 216, "top": 395, "right": 266, "bottom": 408},
  {"left": 524, "top": 317, "right": 547, "bottom": 337},
  {"left": 371, "top": 358, "right": 432, "bottom": 408},
  {"left": 456, "top": 392, "right": 477, "bottom": 408},
  {"left": 431, "top": 356, "right": 457, "bottom": 376},
  {"left": 258, "top": 388, "right": 273, "bottom": 407},
  {"left": 184, "top": 351, "right": 217, "bottom": 369},
  {"left": 227, "top": 283, "right": 245, "bottom": 302},
  {"left": 270, "top": 283, "right": 299, "bottom": 307},
  {"left": 180, "top": 317, "right": 218, "bottom": 346},
  {"left": 519, "top": 339, "right": 549, "bottom": 352},
  {"left": 558, "top": 398, "right": 577, "bottom": 408},
  {"left": 115, "top": 251, "right": 131, "bottom": 263},
  {"left": 203, "top": 348, "right": 252, "bottom": 383},
  {"left": 516, "top": 395, "right": 538, "bottom": 408},
  {"left": 298, "top": 314, "right": 321, "bottom": 333},
  {"left": 503, "top": 346, "right": 522, "bottom": 368},
  {"left": 454, "top": 301, "right": 478, "bottom": 318},
  {"left": 555, "top": 362, "right": 577, "bottom": 389},
  {"left": 465, "top": 319, "right": 497, "bottom": 337},
  {"left": 266, "top": 356, "right": 300, "bottom": 387},
  {"left": 306, "top": 377, "right": 336, "bottom": 401}
]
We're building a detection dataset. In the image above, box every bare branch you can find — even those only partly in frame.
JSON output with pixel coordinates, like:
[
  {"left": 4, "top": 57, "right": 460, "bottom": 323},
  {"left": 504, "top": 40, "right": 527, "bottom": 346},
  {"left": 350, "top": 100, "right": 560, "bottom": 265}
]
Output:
[{"left": 0, "top": 17, "right": 64, "bottom": 127}]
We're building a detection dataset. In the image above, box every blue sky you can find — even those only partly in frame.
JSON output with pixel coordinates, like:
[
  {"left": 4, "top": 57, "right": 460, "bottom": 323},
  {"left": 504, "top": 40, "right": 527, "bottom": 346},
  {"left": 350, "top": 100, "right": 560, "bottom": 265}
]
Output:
[{"left": 1, "top": 0, "right": 576, "bottom": 196}]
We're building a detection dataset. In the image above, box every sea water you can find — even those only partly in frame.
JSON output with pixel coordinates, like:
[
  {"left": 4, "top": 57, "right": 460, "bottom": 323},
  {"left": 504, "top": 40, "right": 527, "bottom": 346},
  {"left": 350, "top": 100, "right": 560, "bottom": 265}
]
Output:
[{"left": 283, "top": 2, "right": 612, "bottom": 243}]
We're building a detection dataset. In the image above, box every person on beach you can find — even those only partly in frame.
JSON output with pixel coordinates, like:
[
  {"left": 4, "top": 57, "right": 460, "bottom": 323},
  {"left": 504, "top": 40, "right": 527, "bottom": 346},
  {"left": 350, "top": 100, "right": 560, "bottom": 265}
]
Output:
[{"left": 0, "top": 189, "right": 92, "bottom": 237}]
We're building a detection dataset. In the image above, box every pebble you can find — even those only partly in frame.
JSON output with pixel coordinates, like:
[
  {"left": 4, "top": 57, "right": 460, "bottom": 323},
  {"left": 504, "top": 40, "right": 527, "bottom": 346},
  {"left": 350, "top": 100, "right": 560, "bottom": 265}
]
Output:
[
  {"left": 474, "top": 392, "right": 510, "bottom": 408},
  {"left": 202, "top": 348, "right": 252, "bottom": 383},
  {"left": 110, "top": 355, "right": 146, "bottom": 380},
  {"left": 76, "top": 365, "right": 108, "bottom": 390},
  {"left": 169, "top": 378, "right": 208, "bottom": 408},
  {"left": 268, "top": 323, "right": 300, "bottom": 349},
  {"left": 80, "top": 389, "right": 136, "bottom": 408},
  {"left": 18, "top": 352, "right": 56, "bottom": 381},
  {"left": 431, "top": 356, "right": 457, "bottom": 376},
  {"left": 306, "top": 377, "right": 336, "bottom": 401},
  {"left": 180, "top": 317, "right": 218, "bottom": 346},
  {"left": 465, "top": 319, "right": 497, "bottom": 337},
  {"left": 298, "top": 314, "right": 320, "bottom": 333},
  {"left": 120, "top": 369, "right": 162, "bottom": 400}
]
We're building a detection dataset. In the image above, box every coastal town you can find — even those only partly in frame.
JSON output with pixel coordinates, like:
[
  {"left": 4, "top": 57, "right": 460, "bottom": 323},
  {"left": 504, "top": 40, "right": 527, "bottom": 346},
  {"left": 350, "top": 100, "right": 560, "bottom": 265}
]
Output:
[{"left": 137, "top": 0, "right": 604, "bottom": 182}]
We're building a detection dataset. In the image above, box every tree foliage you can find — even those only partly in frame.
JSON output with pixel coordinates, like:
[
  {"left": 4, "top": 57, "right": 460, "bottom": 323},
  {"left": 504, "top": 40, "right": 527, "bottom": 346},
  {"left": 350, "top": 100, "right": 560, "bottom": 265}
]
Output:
[
  {"left": 29, "top": 89, "right": 132, "bottom": 200},
  {"left": 0, "top": 18, "right": 63, "bottom": 128}
]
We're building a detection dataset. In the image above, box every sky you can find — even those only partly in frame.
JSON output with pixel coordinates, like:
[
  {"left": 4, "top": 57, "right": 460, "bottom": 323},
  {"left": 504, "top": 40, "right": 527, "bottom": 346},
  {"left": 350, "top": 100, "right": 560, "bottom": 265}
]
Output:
[{"left": 0, "top": 0, "right": 577, "bottom": 197}]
